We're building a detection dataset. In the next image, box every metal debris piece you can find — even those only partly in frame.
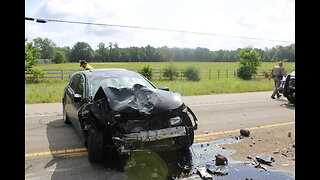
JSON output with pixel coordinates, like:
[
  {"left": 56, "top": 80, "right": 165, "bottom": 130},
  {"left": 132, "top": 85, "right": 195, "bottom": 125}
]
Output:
[
  {"left": 206, "top": 163, "right": 229, "bottom": 175},
  {"left": 240, "top": 129, "right": 250, "bottom": 137},
  {"left": 248, "top": 159, "right": 268, "bottom": 171},
  {"left": 255, "top": 153, "right": 275, "bottom": 166},
  {"left": 196, "top": 167, "right": 212, "bottom": 179}
]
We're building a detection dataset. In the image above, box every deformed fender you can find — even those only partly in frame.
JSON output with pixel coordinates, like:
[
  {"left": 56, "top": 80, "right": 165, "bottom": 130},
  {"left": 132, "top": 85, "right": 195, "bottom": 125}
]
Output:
[
  {"left": 186, "top": 106, "right": 198, "bottom": 130},
  {"left": 78, "top": 101, "right": 110, "bottom": 126}
]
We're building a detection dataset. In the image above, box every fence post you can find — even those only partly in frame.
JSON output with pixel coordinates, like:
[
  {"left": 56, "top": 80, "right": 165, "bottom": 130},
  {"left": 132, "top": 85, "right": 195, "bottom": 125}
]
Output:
[
  {"left": 209, "top": 69, "right": 211, "bottom": 80},
  {"left": 61, "top": 70, "right": 63, "bottom": 79},
  {"left": 226, "top": 69, "right": 228, "bottom": 78},
  {"left": 218, "top": 69, "right": 220, "bottom": 80}
]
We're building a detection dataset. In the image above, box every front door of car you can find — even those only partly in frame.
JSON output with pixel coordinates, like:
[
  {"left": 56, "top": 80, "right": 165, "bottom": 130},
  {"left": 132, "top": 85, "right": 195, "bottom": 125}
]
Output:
[{"left": 68, "top": 74, "right": 86, "bottom": 136}]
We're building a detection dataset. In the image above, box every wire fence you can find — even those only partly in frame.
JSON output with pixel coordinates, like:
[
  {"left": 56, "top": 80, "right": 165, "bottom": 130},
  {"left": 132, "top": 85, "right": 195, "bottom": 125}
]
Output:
[{"left": 25, "top": 68, "right": 294, "bottom": 80}]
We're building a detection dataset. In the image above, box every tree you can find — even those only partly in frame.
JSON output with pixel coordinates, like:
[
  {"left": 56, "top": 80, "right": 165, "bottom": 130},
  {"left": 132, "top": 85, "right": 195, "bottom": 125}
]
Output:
[
  {"left": 33, "top": 37, "right": 56, "bottom": 59},
  {"left": 56, "top": 46, "right": 71, "bottom": 62},
  {"left": 95, "top": 42, "right": 109, "bottom": 62},
  {"left": 237, "top": 47, "right": 261, "bottom": 80},
  {"left": 25, "top": 39, "right": 40, "bottom": 70},
  {"left": 69, "top": 42, "right": 94, "bottom": 62},
  {"left": 53, "top": 51, "right": 67, "bottom": 64},
  {"left": 108, "top": 42, "right": 121, "bottom": 62},
  {"left": 25, "top": 39, "right": 44, "bottom": 83},
  {"left": 194, "top": 47, "right": 212, "bottom": 61}
]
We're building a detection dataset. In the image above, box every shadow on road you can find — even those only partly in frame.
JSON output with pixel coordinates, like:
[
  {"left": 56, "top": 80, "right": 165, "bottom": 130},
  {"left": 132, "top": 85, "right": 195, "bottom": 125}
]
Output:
[
  {"left": 45, "top": 119, "right": 127, "bottom": 179},
  {"left": 276, "top": 99, "right": 295, "bottom": 110}
]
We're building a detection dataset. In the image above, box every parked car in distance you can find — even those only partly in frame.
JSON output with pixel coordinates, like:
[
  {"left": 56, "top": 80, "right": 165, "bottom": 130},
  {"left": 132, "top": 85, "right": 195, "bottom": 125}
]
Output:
[
  {"left": 278, "top": 71, "right": 295, "bottom": 104},
  {"left": 62, "top": 68, "right": 198, "bottom": 163}
]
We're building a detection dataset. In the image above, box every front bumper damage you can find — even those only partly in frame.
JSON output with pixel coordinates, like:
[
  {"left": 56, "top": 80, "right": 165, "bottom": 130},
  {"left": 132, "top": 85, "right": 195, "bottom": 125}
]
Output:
[
  {"left": 79, "top": 84, "right": 198, "bottom": 154},
  {"left": 113, "top": 126, "right": 188, "bottom": 153}
]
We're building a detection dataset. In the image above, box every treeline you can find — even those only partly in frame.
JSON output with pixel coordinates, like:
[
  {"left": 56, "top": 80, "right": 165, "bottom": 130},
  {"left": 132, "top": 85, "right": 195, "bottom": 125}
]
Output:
[{"left": 29, "top": 37, "right": 295, "bottom": 63}]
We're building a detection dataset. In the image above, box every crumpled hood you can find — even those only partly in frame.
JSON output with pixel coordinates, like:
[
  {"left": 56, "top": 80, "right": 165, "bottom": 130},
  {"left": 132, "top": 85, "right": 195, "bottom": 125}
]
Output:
[{"left": 93, "top": 84, "right": 183, "bottom": 114}]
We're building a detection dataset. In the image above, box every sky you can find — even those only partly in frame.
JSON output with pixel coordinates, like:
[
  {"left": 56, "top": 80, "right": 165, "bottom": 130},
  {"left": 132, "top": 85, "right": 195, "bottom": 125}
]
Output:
[{"left": 25, "top": 0, "right": 295, "bottom": 51}]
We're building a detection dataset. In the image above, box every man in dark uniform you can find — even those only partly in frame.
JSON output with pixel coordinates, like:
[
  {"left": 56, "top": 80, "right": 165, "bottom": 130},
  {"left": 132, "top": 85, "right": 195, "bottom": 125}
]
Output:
[{"left": 268, "top": 61, "right": 286, "bottom": 99}]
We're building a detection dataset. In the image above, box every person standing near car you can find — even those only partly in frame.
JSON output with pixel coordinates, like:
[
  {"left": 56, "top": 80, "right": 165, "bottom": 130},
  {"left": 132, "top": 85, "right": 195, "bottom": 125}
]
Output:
[
  {"left": 268, "top": 61, "right": 286, "bottom": 99},
  {"left": 79, "top": 60, "right": 93, "bottom": 71}
]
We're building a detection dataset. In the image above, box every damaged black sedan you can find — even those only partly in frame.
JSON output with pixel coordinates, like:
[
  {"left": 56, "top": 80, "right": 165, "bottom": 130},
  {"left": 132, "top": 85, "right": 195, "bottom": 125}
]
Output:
[{"left": 62, "top": 68, "right": 198, "bottom": 163}]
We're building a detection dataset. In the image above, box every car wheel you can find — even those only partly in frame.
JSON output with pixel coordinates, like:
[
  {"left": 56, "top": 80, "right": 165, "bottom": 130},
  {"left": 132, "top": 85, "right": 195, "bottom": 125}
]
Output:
[
  {"left": 88, "top": 125, "right": 104, "bottom": 163},
  {"left": 62, "top": 104, "right": 71, "bottom": 124},
  {"left": 287, "top": 96, "right": 295, "bottom": 104}
]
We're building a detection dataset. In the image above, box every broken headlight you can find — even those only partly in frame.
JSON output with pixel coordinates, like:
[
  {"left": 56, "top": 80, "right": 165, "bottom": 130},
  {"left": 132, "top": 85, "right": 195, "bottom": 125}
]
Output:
[{"left": 170, "top": 116, "right": 182, "bottom": 126}]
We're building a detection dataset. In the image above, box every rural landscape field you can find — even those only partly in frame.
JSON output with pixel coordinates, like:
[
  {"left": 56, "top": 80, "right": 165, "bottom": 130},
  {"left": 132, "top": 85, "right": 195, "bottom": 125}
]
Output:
[{"left": 25, "top": 62, "right": 295, "bottom": 104}]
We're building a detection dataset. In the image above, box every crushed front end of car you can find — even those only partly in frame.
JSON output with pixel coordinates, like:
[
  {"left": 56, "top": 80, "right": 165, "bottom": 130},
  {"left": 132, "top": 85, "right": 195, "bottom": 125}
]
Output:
[{"left": 78, "top": 84, "right": 198, "bottom": 156}]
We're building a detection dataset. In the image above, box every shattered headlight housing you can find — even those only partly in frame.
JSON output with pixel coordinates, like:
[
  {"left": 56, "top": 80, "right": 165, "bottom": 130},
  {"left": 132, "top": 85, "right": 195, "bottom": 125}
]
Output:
[{"left": 170, "top": 116, "right": 182, "bottom": 126}]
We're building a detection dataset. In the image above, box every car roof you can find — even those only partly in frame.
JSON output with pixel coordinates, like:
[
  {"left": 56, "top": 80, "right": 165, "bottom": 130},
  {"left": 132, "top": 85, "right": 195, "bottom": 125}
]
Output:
[{"left": 69, "top": 68, "right": 139, "bottom": 79}]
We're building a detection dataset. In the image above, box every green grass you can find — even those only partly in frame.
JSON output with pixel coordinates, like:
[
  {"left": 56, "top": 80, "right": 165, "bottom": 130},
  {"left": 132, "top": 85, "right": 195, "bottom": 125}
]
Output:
[
  {"left": 34, "top": 62, "right": 295, "bottom": 72},
  {"left": 25, "top": 79, "right": 69, "bottom": 104},
  {"left": 26, "top": 62, "right": 294, "bottom": 104},
  {"left": 25, "top": 78, "right": 274, "bottom": 104},
  {"left": 153, "top": 78, "right": 274, "bottom": 96}
]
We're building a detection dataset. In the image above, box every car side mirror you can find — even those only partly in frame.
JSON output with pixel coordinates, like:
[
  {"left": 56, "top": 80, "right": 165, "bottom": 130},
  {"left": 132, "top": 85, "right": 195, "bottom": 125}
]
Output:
[
  {"left": 158, "top": 87, "right": 169, "bottom": 91},
  {"left": 73, "top": 94, "right": 83, "bottom": 102}
]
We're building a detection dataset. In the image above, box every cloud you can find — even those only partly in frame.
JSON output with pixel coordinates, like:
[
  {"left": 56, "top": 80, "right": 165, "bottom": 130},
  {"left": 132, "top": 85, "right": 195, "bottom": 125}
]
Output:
[{"left": 26, "top": 0, "right": 294, "bottom": 50}]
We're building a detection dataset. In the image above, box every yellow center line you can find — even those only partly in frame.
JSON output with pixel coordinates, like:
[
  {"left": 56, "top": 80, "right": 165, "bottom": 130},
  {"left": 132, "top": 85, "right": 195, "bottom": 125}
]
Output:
[
  {"left": 25, "top": 148, "right": 87, "bottom": 157},
  {"left": 25, "top": 121, "right": 294, "bottom": 158}
]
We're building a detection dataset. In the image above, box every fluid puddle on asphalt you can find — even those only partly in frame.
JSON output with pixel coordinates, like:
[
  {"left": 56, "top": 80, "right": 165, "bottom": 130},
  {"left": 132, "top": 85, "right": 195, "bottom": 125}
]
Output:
[{"left": 121, "top": 137, "right": 294, "bottom": 180}]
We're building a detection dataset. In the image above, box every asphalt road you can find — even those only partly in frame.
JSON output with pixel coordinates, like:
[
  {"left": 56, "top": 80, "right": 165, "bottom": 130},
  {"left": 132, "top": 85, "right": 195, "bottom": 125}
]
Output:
[{"left": 25, "top": 91, "right": 295, "bottom": 180}]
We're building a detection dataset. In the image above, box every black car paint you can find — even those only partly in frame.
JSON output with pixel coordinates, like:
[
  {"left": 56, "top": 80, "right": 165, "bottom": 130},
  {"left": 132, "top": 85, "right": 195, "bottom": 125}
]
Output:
[
  {"left": 279, "top": 71, "right": 295, "bottom": 103},
  {"left": 62, "top": 68, "right": 198, "bottom": 156}
]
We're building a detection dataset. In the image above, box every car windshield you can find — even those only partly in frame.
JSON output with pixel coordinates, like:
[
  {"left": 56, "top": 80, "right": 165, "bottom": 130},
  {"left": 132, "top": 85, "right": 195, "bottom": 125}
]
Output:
[{"left": 89, "top": 74, "right": 155, "bottom": 98}]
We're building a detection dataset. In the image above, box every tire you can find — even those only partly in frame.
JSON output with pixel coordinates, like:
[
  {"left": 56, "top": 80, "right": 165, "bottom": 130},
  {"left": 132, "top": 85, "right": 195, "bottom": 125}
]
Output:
[
  {"left": 179, "top": 113, "right": 195, "bottom": 149},
  {"left": 287, "top": 96, "right": 295, "bottom": 104},
  {"left": 88, "top": 125, "right": 104, "bottom": 163},
  {"left": 62, "top": 104, "right": 71, "bottom": 124}
]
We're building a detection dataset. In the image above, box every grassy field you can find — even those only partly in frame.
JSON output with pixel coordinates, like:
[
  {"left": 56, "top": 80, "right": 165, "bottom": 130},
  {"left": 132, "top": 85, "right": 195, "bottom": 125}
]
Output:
[
  {"left": 35, "top": 61, "right": 295, "bottom": 72},
  {"left": 25, "top": 62, "right": 295, "bottom": 104}
]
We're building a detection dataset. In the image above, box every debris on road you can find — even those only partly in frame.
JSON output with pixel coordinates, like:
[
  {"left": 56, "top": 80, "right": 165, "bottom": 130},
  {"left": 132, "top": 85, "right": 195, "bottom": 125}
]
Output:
[
  {"left": 287, "top": 132, "right": 291, "bottom": 138},
  {"left": 196, "top": 167, "right": 213, "bottom": 179},
  {"left": 244, "top": 158, "right": 268, "bottom": 171},
  {"left": 240, "top": 129, "right": 250, "bottom": 137},
  {"left": 206, "top": 162, "right": 229, "bottom": 175},
  {"left": 214, "top": 154, "right": 228, "bottom": 166},
  {"left": 255, "top": 153, "right": 275, "bottom": 166}
]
